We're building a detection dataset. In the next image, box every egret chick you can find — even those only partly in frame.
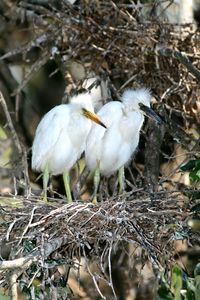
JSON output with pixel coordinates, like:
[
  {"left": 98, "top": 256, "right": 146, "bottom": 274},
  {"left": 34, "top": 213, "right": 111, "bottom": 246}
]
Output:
[
  {"left": 85, "top": 88, "right": 162, "bottom": 202},
  {"left": 32, "top": 92, "right": 106, "bottom": 202}
]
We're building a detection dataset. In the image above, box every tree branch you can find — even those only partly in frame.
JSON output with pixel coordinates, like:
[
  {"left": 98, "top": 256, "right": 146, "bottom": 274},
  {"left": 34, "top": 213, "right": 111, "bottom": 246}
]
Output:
[
  {"left": 0, "top": 236, "right": 69, "bottom": 270},
  {"left": 0, "top": 91, "right": 22, "bottom": 156},
  {"left": 157, "top": 46, "right": 200, "bottom": 82}
]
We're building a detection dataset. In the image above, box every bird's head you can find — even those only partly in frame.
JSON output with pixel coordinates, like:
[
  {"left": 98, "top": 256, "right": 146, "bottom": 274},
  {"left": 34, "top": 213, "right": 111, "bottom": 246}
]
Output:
[
  {"left": 70, "top": 92, "right": 107, "bottom": 128},
  {"left": 122, "top": 88, "right": 162, "bottom": 124},
  {"left": 70, "top": 92, "right": 94, "bottom": 112}
]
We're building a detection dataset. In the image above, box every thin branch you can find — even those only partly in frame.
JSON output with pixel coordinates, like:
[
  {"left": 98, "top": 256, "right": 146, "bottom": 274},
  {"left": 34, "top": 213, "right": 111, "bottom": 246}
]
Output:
[
  {"left": 157, "top": 46, "right": 200, "bottom": 82},
  {"left": 0, "top": 256, "right": 36, "bottom": 270},
  {"left": 10, "top": 272, "right": 18, "bottom": 300},
  {"left": 108, "top": 241, "right": 117, "bottom": 300},
  {"left": 83, "top": 247, "right": 106, "bottom": 300},
  {"left": 0, "top": 91, "right": 22, "bottom": 155},
  {"left": 12, "top": 50, "right": 51, "bottom": 95},
  {"left": 0, "top": 236, "right": 69, "bottom": 270},
  {"left": 118, "top": 73, "right": 138, "bottom": 91},
  {"left": 17, "top": 206, "right": 38, "bottom": 246}
]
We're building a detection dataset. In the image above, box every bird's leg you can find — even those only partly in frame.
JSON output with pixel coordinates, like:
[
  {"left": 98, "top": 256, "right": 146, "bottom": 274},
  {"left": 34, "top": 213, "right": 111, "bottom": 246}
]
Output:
[
  {"left": 63, "top": 171, "right": 72, "bottom": 203},
  {"left": 118, "top": 166, "right": 125, "bottom": 194},
  {"left": 72, "top": 163, "right": 80, "bottom": 200},
  {"left": 42, "top": 164, "right": 49, "bottom": 202},
  {"left": 92, "top": 160, "right": 100, "bottom": 204}
]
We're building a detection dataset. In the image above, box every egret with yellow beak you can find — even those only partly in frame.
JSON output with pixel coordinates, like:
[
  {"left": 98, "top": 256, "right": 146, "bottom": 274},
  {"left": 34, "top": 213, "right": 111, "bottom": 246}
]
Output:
[
  {"left": 85, "top": 88, "right": 162, "bottom": 202},
  {"left": 32, "top": 92, "right": 106, "bottom": 202}
]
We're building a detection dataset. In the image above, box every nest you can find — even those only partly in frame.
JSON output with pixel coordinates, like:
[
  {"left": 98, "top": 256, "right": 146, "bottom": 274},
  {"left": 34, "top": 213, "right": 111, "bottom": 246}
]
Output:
[{"left": 0, "top": 191, "right": 191, "bottom": 293}]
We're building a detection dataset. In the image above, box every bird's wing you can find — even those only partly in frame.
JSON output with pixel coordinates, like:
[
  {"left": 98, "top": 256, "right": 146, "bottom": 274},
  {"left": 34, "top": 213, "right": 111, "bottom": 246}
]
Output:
[
  {"left": 97, "top": 101, "right": 123, "bottom": 126},
  {"left": 99, "top": 110, "right": 142, "bottom": 175},
  {"left": 66, "top": 107, "right": 91, "bottom": 149},
  {"left": 85, "top": 101, "right": 124, "bottom": 171},
  {"left": 32, "top": 105, "right": 71, "bottom": 171}
]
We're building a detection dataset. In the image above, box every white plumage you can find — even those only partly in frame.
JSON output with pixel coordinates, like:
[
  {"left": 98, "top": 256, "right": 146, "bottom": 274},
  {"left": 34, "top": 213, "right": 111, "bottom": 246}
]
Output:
[
  {"left": 32, "top": 92, "right": 105, "bottom": 202},
  {"left": 85, "top": 88, "right": 161, "bottom": 201},
  {"left": 85, "top": 89, "right": 149, "bottom": 175}
]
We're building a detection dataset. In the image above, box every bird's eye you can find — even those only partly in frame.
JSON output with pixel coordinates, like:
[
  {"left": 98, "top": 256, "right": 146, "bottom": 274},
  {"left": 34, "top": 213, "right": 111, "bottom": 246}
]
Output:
[{"left": 139, "top": 103, "right": 145, "bottom": 109}]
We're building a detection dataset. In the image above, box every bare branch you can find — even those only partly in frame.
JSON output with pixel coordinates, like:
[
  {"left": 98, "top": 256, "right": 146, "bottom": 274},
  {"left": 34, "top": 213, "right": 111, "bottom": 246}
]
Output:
[
  {"left": 0, "top": 256, "right": 35, "bottom": 270},
  {"left": 0, "top": 91, "right": 22, "bottom": 155},
  {"left": 12, "top": 50, "right": 51, "bottom": 95},
  {"left": 0, "top": 236, "right": 69, "bottom": 270},
  {"left": 157, "top": 46, "right": 200, "bottom": 82},
  {"left": 10, "top": 272, "right": 18, "bottom": 300}
]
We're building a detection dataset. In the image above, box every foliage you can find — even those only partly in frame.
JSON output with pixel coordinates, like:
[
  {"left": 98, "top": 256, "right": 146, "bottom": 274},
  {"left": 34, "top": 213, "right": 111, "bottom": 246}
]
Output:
[
  {"left": 157, "top": 264, "right": 200, "bottom": 300},
  {"left": 180, "top": 158, "right": 200, "bottom": 183}
]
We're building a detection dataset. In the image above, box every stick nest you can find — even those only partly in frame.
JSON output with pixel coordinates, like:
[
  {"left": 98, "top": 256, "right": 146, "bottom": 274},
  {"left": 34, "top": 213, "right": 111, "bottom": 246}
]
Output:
[{"left": 0, "top": 190, "right": 191, "bottom": 283}]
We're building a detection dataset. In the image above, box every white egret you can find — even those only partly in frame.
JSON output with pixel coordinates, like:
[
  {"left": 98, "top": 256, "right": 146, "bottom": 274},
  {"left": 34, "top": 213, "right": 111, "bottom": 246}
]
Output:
[
  {"left": 85, "top": 88, "right": 162, "bottom": 202},
  {"left": 32, "top": 92, "right": 106, "bottom": 202}
]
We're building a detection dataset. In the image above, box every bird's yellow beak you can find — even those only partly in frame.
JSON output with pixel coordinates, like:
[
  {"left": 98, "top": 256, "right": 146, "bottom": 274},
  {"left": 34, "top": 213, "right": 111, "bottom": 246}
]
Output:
[{"left": 82, "top": 108, "right": 107, "bottom": 128}]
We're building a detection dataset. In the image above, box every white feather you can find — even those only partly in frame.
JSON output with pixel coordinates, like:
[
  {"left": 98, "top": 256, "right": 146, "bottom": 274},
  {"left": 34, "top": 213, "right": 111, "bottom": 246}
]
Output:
[
  {"left": 32, "top": 93, "right": 94, "bottom": 175},
  {"left": 85, "top": 88, "right": 151, "bottom": 176}
]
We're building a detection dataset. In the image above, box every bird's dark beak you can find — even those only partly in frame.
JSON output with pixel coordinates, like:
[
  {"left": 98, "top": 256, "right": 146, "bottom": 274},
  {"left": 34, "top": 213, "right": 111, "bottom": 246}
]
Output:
[
  {"left": 82, "top": 108, "right": 107, "bottom": 128},
  {"left": 139, "top": 103, "right": 163, "bottom": 124}
]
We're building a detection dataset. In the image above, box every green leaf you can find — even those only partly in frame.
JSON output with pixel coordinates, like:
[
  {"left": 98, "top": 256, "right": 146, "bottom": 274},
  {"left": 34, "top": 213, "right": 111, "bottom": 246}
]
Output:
[
  {"left": 185, "top": 289, "right": 195, "bottom": 300},
  {"left": 180, "top": 158, "right": 200, "bottom": 183},
  {"left": 190, "top": 169, "right": 200, "bottom": 183},
  {"left": 157, "top": 284, "right": 174, "bottom": 300},
  {"left": 194, "top": 275, "right": 200, "bottom": 300},
  {"left": 180, "top": 160, "right": 197, "bottom": 171},
  {"left": 23, "top": 240, "right": 36, "bottom": 253},
  {"left": 185, "top": 278, "right": 195, "bottom": 300},
  {"left": 194, "top": 264, "right": 200, "bottom": 277},
  {"left": 171, "top": 265, "right": 183, "bottom": 300},
  {"left": 156, "top": 273, "right": 174, "bottom": 300}
]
